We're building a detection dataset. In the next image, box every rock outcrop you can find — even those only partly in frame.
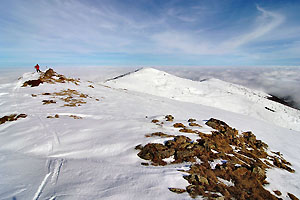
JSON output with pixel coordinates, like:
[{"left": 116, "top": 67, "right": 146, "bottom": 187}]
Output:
[
  {"left": 136, "top": 116, "right": 297, "bottom": 199},
  {"left": 22, "top": 68, "right": 80, "bottom": 87}
]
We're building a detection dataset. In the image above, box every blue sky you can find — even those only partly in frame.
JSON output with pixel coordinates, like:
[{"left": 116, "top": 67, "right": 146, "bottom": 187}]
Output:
[{"left": 0, "top": 0, "right": 300, "bottom": 68}]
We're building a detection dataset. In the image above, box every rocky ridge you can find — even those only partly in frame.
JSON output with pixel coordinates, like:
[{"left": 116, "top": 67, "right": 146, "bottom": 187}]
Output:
[
  {"left": 22, "top": 68, "right": 80, "bottom": 87},
  {"left": 136, "top": 116, "right": 298, "bottom": 200},
  {"left": 24, "top": 69, "right": 99, "bottom": 108}
]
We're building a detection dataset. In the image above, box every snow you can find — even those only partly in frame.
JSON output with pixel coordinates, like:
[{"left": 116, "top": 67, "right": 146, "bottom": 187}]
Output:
[
  {"left": 209, "top": 159, "right": 226, "bottom": 170},
  {"left": 0, "top": 68, "right": 300, "bottom": 199},
  {"left": 217, "top": 177, "right": 234, "bottom": 187},
  {"left": 106, "top": 67, "right": 300, "bottom": 131}
]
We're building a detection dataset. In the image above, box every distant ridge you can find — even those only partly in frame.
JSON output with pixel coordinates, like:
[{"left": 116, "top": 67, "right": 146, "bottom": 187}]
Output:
[
  {"left": 267, "top": 94, "right": 299, "bottom": 110},
  {"left": 105, "top": 68, "right": 143, "bottom": 82},
  {"left": 105, "top": 67, "right": 300, "bottom": 131}
]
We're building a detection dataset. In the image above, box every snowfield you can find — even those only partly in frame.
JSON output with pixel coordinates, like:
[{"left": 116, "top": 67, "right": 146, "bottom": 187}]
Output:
[
  {"left": 0, "top": 67, "right": 300, "bottom": 199},
  {"left": 106, "top": 68, "right": 300, "bottom": 131}
]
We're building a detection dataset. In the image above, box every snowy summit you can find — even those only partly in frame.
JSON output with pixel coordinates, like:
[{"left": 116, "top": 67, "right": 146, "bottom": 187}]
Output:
[{"left": 106, "top": 68, "right": 300, "bottom": 131}]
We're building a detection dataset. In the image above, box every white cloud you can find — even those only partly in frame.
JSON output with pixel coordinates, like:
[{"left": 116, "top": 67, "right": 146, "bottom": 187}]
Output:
[
  {"left": 160, "top": 66, "right": 300, "bottom": 109},
  {"left": 152, "top": 31, "right": 213, "bottom": 54},
  {"left": 152, "top": 6, "right": 285, "bottom": 55},
  {"left": 221, "top": 5, "right": 285, "bottom": 50},
  {"left": 1, "top": 1, "right": 297, "bottom": 66}
]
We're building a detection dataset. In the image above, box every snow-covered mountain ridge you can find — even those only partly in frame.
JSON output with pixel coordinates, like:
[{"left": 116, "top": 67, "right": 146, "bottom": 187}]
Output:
[
  {"left": 105, "top": 67, "right": 300, "bottom": 131},
  {"left": 1, "top": 68, "right": 300, "bottom": 200}
]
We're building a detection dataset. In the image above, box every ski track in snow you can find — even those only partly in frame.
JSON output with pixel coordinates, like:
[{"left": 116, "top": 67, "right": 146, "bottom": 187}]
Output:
[
  {"left": 33, "top": 158, "right": 64, "bottom": 200},
  {"left": 32, "top": 113, "right": 65, "bottom": 199},
  {"left": 32, "top": 172, "right": 51, "bottom": 200}
]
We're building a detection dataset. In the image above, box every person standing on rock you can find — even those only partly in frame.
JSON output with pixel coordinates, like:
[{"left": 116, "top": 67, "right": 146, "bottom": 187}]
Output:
[{"left": 34, "top": 64, "right": 41, "bottom": 73}]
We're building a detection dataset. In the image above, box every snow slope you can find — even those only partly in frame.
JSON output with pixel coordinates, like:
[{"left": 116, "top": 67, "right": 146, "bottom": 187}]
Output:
[
  {"left": 105, "top": 67, "right": 300, "bottom": 131},
  {"left": 0, "top": 68, "right": 300, "bottom": 200}
]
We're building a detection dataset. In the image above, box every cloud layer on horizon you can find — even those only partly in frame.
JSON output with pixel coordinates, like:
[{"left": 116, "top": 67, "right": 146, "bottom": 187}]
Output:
[
  {"left": 0, "top": 0, "right": 300, "bottom": 67},
  {"left": 160, "top": 66, "right": 300, "bottom": 109}
]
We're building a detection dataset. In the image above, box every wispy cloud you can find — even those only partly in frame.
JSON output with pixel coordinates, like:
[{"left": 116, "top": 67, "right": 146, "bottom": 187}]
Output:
[
  {"left": 0, "top": 0, "right": 299, "bottom": 66},
  {"left": 152, "top": 5, "right": 285, "bottom": 55},
  {"left": 221, "top": 5, "right": 285, "bottom": 50}
]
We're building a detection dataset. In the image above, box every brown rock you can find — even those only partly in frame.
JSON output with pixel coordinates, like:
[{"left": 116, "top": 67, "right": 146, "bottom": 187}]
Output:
[
  {"left": 187, "top": 174, "right": 209, "bottom": 185},
  {"left": 169, "top": 188, "right": 186, "bottom": 194},
  {"left": 42, "top": 68, "right": 55, "bottom": 79},
  {"left": 141, "top": 162, "right": 149, "bottom": 166},
  {"left": 42, "top": 100, "right": 56, "bottom": 105},
  {"left": 69, "top": 115, "right": 82, "bottom": 119},
  {"left": 23, "top": 69, "right": 80, "bottom": 87},
  {"left": 188, "top": 118, "right": 196, "bottom": 122},
  {"left": 252, "top": 166, "right": 266, "bottom": 181},
  {"left": 0, "top": 114, "right": 27, "bottom": 125},
  {"left": 174, "top": 135, "right": 192, "bottom": 144},
  {"left": 137, "top": 143, "right": 175, "bottom": 165},
  {"left": 145, "top": 132, "right": 174, "bottom": 138},
  {"left": 189, "top": 122, "right": 202, "bottom": 127},
  {"left": 179, "top": 128, "right": 196, "bottom": 133},
  {"left": 273, "top": 190, "right": 282, "bottom": 196},
  {"left": 165, "top": 115, "right": 174, "bottom": 121},
  {"left": 22, "top": 79, "right": 43, "bottom": 87},
  {"left": 17, "top": 114, "right": 27, "bottom": 119},
  {"left": 173, "top": 123, "right": 186, "bottom": 128},
  {"left": 273, "top": 157, "right": 295, "bottom": 173},
  {"left": 151, "top": 119, "right": 159, "bottom": 123},
  {"left": 42, "top": 93, "right": 51, "bottom": 95},
  {"left": 288, "top": 193, "right": 299, "bottom": 200},
  {"left": 137, "top": 117, "right": 296, "bottom": 200}
]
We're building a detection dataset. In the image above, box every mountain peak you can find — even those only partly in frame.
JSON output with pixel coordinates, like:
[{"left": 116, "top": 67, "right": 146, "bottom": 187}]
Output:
[{"left": 105, "top": 68, "right": 300, "bottom": 131}]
